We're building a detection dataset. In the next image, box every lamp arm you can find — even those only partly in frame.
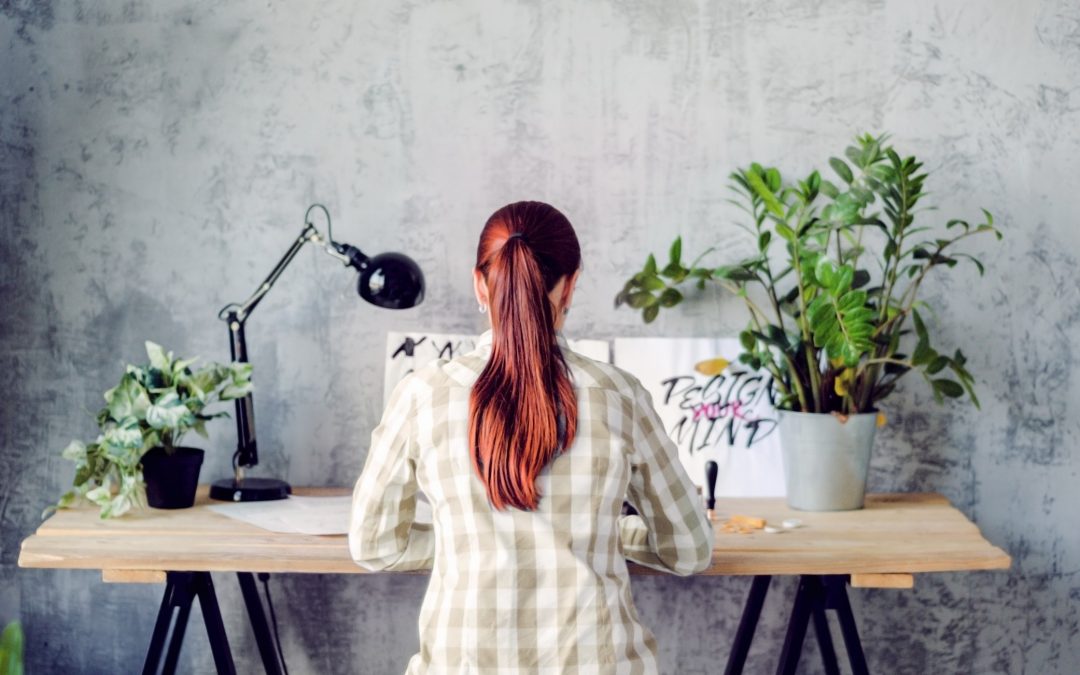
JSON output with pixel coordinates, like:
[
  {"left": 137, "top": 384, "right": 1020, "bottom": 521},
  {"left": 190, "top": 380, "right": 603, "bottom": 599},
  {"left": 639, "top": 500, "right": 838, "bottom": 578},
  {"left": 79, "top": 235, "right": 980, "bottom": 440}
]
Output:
[
  {"left": 217, "top": 211, "right": 351, "bottom": 473},
  {"left": 219, "top": 223, "right": 321, "bottom": 324}
]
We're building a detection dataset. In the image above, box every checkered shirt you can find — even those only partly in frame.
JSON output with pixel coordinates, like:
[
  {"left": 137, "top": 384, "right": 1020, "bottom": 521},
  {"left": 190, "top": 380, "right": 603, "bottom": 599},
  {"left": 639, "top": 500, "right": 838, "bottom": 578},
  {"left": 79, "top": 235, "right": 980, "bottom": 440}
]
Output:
[{"left": 349, "top": 330, "right": 714, "bottom": 674}]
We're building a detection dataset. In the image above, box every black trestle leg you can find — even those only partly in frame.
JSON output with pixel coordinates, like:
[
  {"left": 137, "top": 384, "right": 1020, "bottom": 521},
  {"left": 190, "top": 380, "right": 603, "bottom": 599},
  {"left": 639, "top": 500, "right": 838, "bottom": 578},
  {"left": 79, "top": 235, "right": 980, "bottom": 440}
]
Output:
[
  {"left": 725, "top": 575, "right": 772, "bottom": 675},
  {"left": 142, "top": 572, "right": 237, "bottom": 675},
  {"left": 238, "top": 572, "right": 285, "bottom": 675},
  {"left": 194, "top": 572, "right": 237, "bottom": 675},
  {"left": 143, "top": 572, "right": 195, "bottom": 675},
  {"left": 827, "top": 576, "right": 870, "bottom": 675},
  {"left": 776, "top": 575, "right": 816, "bottom": 675},
  {"left": 812, "top": 601, "right": 840, "bottom": 675},
  {"left": 161, "top": 586, "right": 195, "bottom": 673}
]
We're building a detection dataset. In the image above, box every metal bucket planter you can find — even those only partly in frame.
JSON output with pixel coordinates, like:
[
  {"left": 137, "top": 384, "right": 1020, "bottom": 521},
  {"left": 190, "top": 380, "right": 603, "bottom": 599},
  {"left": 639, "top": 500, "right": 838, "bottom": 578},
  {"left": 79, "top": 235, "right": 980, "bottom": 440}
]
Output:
[
  {"left": 141, "top": 446, "right": 205, "bottom": 509},
  {"left": 778, "top": 411, "right": 877, "bottom": 511}
]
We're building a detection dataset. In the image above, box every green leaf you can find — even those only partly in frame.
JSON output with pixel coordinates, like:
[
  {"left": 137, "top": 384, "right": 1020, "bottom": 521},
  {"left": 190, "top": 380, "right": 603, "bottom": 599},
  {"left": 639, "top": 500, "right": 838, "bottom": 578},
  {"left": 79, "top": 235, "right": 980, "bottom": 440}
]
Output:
[
  {"left": 932, "top": 379, "right": 964, "bottom": 399},
  {"left": 829, "top": 157, "right": 854, "bottom": 184},
  {"left": 950, "top": 360, "right": 981, "bottom": 409},
  {"left": 642, "top": 304, "right": 660, "bottom": 324},
  {"left": 644, "top": 254, "right": 657, "bottom": 275},
  {"left": 838, "top": 289, "right": 868, "bottom": 313},
  {"left": 834, "top": 265, "right": 855, "bottom": 294},
  {"left": 61, "top": 440, "right": 87, "bottom": 461},
  {"left": 627, "top": 291, "right": 654, "bottom": 309},
  {"left": 172, "top": 356, "right": 199, "bottom": 379},
  {"left": 105, "top": 374, "right": 151, "bottom": 422},
  {"left": 641, "top": 275, "right": 667, "bottom": 291},
  {"left": 230, "top": 362, "right": 253, "bottom": 382},
  {"left": 912, "top": 309, "right": 928, "bottom": 341},
  {"left": 765, "top": 167, "right": 782, "bottom": 192},
  {"left": 912, "top": 339, "right": 934, "bottom": 366},
  {"left": 659, "top": 288, "right": 683, "bottom": 307},
  {"left": 146, "top": 392, "right": 196, "bottom": 430},
  {"left": 927, "top": 355, "right": 950, "bottom": 375},
  {"left": 85, "top": 485, "right": 112, "bottom": 507},
  {"left": 1, "top": 621, "right": 25, "bottom": 675},
  {"left": 814, "top": 257, "right": 838, "bottom": 290},
  {"left": 739, "top": 331, "right": 756, "bottom": 351},
  {"left": 776, "top": 223, "right": 796, "bottom": 242},
  {"left": 745, "top": 167, "right": 785, "bottom": 217},
  {"left": 765, "top": 324, "right": 790, "bottom": 348},
  {"left": 145, "top": 341, "right": 171, "bottom": 371},
  {"left": 103, "top": 423, "right": 143, "bottom": 450},
  {"left": 669, "top": 237, "right": 682, "bottom": 266},
  {"left": 758, "top": 231, "right": 772, "bottom": 251},
  {"left": 713, "top": 266, "right": 758, "bottom": 282}
]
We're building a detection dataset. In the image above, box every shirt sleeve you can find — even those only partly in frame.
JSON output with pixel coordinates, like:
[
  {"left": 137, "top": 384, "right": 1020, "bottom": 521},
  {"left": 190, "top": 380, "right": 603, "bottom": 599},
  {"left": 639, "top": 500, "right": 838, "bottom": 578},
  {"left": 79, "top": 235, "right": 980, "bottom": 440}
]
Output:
[
  {"left": 620, "top": 376, "right": 715, "bottom": 575},
  {"left": 348, "top": 375, "right": 435, "bottom": 572}
]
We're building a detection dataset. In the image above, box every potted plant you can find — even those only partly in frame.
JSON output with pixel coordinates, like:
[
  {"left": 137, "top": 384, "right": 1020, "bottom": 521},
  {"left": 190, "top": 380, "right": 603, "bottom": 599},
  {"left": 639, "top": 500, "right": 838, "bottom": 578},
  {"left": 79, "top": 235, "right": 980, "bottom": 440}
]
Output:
[
  {"left": 616, "top": 133, "right": 1001, "bottom": 510},
  {"left": 52, "top": 342, "right": 252, "bottom": 518}
]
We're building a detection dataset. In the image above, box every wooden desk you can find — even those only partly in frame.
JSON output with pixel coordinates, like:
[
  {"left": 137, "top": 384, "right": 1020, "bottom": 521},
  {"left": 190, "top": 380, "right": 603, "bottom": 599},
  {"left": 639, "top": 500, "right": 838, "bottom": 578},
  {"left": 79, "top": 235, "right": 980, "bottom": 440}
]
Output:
[{"left": 19, "top": 489, "right": 1009, "bottom": 675}]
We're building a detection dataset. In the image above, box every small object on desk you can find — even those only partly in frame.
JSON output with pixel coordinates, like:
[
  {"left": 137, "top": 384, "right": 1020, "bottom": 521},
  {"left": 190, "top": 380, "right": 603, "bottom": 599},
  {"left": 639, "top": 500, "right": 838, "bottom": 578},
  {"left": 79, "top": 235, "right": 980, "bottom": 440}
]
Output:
[
  {"left": 704, "top": 460, "right": 718, "bottom": 520},
  {"left": 731, "top": 514, "right": 766, "bottom": 529},
  {"left": 763, "top": 525, "right": 782, "bottom": 534},
  {"left": 781, "top": 517, "right": 803, "bottom": 529},
  {"left": 718, "top": 514, "right": 767, "bottom": 534}
]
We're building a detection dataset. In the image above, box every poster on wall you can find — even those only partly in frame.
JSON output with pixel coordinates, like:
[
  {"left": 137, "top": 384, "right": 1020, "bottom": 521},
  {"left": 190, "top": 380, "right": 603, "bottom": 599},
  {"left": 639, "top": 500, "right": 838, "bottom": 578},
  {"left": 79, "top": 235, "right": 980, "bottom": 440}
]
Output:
[
  {"left": 383, "top": 332, "right": 610, "bottom": 406},
  {"left": 613, "top": 337, "right": 785, "bottom": 497}
]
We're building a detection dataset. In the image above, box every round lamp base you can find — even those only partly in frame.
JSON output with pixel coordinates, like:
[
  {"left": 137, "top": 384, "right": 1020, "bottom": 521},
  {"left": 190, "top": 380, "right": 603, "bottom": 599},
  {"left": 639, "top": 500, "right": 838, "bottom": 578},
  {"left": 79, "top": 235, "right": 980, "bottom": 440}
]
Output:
[{"left": 209, "top": 477, "right": 291, "bottom": 503}]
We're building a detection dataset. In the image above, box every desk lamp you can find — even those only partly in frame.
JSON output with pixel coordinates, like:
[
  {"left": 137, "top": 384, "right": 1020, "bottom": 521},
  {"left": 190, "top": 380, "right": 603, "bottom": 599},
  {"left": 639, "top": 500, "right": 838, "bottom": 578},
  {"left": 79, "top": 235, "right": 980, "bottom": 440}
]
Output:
[{"left": 209, "top": 204, "right": 425, "bottom": 502}]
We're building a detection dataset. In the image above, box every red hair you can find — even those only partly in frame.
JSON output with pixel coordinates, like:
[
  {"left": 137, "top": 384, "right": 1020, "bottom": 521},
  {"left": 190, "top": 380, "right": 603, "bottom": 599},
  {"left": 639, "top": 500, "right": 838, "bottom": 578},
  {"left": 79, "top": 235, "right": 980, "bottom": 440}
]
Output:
[{"left": 470, "top": 202, "right": 581, "bottom": 510}]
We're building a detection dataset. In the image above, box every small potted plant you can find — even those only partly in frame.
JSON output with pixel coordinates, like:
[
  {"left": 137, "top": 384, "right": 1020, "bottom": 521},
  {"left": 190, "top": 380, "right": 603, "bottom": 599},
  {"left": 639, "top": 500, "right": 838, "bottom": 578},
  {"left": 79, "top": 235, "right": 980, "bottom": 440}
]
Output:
[
  {"left": 52, "top": 342, "right": 252, "bottom": 518},
  {"left": 616, "top": 133, "right": 1001, "bottom": 510}
]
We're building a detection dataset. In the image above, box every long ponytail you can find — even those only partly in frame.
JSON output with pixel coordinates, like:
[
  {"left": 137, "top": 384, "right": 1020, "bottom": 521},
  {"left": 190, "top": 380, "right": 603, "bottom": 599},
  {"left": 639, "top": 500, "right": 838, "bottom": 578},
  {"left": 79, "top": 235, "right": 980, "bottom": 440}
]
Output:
[{"left": 470, "top": 202, "right": 581, "bottom": 511}]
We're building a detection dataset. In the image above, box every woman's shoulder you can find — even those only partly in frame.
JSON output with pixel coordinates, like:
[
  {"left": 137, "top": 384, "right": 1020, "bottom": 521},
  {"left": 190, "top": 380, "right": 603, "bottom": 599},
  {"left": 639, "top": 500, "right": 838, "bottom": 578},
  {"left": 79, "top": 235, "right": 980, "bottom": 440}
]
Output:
[{"left": 403, "top": 349, "right": 488, "bottom": 392}]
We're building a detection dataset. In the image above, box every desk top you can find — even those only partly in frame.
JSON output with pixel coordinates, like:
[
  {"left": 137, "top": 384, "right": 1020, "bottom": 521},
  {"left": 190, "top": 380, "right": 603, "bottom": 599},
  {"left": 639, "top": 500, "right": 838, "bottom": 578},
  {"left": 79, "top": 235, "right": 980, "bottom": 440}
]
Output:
[{"left": 19, "top": 488, "right": 1009, "bottom": 578}]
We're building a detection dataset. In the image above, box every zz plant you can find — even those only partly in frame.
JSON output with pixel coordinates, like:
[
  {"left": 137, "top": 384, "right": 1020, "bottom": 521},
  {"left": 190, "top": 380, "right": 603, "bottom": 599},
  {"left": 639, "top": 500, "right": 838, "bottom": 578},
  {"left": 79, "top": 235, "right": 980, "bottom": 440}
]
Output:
[
  {"left": 616, "top": 133, "right": 1001, "bottom": 415},
  {"left": 52, "top": 342, "right": 252, "bottom": 518}
]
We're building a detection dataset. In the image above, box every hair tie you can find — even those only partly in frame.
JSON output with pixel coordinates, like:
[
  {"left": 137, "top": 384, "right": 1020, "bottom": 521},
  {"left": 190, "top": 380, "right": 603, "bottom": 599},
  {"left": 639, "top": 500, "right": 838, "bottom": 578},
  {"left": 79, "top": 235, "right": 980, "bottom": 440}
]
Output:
[{"left": 507, "top": 232, "right": 526, "bottom": 241}]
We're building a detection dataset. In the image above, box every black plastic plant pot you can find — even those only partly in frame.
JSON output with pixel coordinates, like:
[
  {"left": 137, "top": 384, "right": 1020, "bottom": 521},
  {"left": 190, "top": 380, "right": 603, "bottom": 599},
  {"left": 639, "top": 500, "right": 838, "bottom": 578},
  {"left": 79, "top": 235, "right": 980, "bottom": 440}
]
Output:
[{"left": 141, "top": 446, "right": 205, "bottom": 509}]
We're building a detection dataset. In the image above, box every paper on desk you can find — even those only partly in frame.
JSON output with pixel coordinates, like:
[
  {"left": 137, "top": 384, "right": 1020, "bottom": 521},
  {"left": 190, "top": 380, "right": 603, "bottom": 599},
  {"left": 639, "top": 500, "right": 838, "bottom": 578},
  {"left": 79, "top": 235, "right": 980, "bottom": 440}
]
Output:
[{"left": 207, "top": 494, "right": 433, "bottom": 535}]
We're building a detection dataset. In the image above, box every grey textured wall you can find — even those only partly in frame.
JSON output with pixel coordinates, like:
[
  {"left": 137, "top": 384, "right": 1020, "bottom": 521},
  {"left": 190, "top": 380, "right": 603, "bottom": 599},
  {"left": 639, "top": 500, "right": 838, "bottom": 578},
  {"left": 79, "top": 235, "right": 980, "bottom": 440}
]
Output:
[{"left": 2, "top": 0, "right": 1078, "bottom": 673}]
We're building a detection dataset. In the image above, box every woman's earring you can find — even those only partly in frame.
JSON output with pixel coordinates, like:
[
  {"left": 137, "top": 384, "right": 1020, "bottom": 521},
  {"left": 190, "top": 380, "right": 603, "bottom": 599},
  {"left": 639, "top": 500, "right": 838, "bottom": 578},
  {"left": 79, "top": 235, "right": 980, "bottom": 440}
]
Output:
[
  {"left": 479, "top": 303, "right": 487, "bottom": 314},
  {"left": 563, "top": 307, "right": 570, "bottom": 316}
]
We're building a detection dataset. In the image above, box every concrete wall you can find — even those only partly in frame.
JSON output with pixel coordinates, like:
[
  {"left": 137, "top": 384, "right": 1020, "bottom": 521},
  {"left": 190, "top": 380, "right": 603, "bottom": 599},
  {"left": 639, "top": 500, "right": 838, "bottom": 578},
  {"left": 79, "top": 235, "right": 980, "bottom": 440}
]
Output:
[{"left": 3, "top": 0, "right": 1078, "bottom": 672}]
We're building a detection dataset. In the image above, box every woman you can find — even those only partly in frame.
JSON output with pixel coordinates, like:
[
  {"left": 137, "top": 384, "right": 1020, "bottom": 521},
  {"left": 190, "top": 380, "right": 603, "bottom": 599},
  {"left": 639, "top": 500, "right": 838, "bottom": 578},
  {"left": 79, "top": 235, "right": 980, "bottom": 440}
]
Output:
[{"left": 349, "top": 201, "right": 714, "bottom": 674}]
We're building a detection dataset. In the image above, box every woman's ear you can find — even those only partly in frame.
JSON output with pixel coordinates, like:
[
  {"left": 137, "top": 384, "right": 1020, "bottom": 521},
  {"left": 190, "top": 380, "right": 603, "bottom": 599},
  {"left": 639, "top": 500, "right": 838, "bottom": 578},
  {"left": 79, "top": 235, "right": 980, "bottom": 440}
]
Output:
[
  {"left": 473, "top": 268, "right": 489, "bottom": 308},
  {"left": 561, "top": 269, "right": 581, "bottom": 309}
]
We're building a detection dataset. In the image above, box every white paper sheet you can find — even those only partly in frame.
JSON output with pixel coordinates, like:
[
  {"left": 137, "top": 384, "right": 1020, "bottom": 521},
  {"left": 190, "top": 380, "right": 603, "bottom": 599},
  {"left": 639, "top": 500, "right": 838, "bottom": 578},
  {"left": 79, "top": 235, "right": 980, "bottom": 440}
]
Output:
[
  {"left": 207, "top": 494, "right": 433, "bottom": 535},
  {"left": 613, "top": 337, "right": 786, "bottom": 497},
  {"left": 208, "top": 495, "right": 353, "bottom": 535}
]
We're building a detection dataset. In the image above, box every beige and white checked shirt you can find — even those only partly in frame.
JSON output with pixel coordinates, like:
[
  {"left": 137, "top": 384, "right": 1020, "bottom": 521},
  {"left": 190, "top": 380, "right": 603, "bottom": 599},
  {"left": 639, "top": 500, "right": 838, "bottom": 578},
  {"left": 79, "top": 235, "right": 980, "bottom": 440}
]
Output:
[{"left": 349, "top": 331, "right": 714, "bottom": 674}]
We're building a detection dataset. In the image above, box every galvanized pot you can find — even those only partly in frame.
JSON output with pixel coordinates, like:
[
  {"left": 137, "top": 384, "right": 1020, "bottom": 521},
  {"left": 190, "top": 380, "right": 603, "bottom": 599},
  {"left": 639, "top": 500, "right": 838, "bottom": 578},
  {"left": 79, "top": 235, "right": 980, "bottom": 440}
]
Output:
[{"left": 778, "top": 411, "right": 877, "bottom": 511}]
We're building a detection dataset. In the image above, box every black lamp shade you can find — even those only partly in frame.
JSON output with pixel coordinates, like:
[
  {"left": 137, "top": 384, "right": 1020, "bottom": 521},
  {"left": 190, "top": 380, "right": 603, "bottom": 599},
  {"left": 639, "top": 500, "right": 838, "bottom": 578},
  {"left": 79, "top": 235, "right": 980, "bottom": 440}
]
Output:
[{"left": 359, "top": 252, "right": 425, "bottom": 309}]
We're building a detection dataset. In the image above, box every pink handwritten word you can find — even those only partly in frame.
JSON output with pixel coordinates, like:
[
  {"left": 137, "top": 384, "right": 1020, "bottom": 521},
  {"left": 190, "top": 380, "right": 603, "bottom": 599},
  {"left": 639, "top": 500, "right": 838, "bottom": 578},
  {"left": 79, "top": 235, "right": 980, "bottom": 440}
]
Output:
[{"left": 691, "top": 401, "right": 754, "bottom": 422}]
